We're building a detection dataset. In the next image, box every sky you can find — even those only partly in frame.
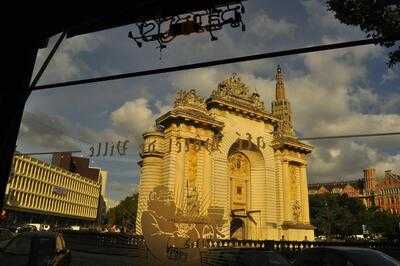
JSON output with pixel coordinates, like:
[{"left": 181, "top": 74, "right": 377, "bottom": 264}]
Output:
[{"left": 18, "top": 1, "right": 399, "bottom": 208}]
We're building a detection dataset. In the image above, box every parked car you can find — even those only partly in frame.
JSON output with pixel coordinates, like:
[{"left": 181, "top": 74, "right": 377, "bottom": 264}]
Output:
[
  {"left": 315, "top": 235, "right": 327, "bottom": 241},
  {"left": 7, "top": 225, "right": 20, "bottom": 234},
  {"left": 16, "top": 225, "right": 37, "bottom": 234},
  {"left": 293, "top": 246, "right": 400, "bottom": 266},
  {"left": 0, "top": 228, "right": 14, "bottom": 242},
  {"left": 0, "top": 228, "right": 14, "bottom": 249},
  {"left": 26, "top": 223, "right": 51, "bottom": 231},
  {"left": 0, "top": 231, "right": 71, "bottom": 266},
  {"left": 201, "top": 248, "right": 291, "bottom": 265}
]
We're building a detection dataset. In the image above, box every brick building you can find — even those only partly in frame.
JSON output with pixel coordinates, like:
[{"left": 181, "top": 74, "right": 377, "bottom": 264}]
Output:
[{"left": 309, "top": 169, "right": 400, "bottom": 214}]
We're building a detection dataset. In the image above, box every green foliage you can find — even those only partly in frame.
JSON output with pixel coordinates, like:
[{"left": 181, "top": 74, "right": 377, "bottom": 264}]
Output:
[
  {"left": 310, "top": 193, "right": 366, "bottom": 238},
  {"left": 106, "top": 193, "right": 138, "bottom": 228},
  {"left": 364, "top": 206, "right": 400, "bottom": 237},
  {"left": 326, "top": 0, "right": 400, "bottom": 67},
  {"left": 310, "top": 193, "right": 400, "bottom": 239}
]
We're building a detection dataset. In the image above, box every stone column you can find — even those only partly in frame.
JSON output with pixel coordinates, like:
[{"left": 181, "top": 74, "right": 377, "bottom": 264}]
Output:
[
  {"left": 135, "top": 156, "right": 163, "bottom": 234},
  {"left": 135, "top": 131, "right": 164, "bottom": 235}
]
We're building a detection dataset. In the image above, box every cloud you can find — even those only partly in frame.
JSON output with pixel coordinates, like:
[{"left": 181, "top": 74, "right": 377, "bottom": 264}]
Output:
[
  {"left": 286, "top": 46, "right": 399, "bottom": 180},
  {"left": 170, "top": 68, "right": 221, "bottom": 96},
  {"left": 106, "top": 198, "right": 120, "bottom": 209},
  {"left": 34, "top": 33, "right": 103, "bottom": 84},
  {"left": 110, "top": 97, "right": 170, "bottom": 144},
  {"left": 108, "top": 181, "right": 138, "bottom": 201},
  {"left": 380, "top": 96, "right": 400, "bottom": 114},
  {"left": 308, "top": 141, "right": 400, "bottom": 183},
  {"left": 301, "top": 0, "right": 362, "bottom": 39},
  {"left": 382, "top": 68, "right": 399, "bottom": 84},
  {"left": 249, "top": 10, "right": 297, "bottom": 40},
  {"left": 17, "top": 111, "right": 126, "bottom": 155},
  {"left": 18, "top": 112, "right": 90, "bottom": 151}
]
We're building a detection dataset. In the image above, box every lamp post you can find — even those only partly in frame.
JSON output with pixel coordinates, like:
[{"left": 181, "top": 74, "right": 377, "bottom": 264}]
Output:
[{"left": 325, "top": 201, "right": 332, "bottom": 240}]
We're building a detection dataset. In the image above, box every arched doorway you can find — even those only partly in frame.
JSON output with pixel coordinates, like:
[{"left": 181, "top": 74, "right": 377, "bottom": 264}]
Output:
[
  {"left": 228, "top": 152, "right": 250, "bottom": 240},
  {"left": 230, "top": 218, "right": 244, "bottom": 239}
]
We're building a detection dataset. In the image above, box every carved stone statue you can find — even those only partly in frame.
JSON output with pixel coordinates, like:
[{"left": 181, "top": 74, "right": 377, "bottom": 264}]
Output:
[
  {"left": 211, "top": 74, "right": 265, "bottom": 111},
  {"left": 292, "top": 200, "right": 301, "bottom": 223},
  {"left": 212, "top": 73, "right": 249, "bottom": 98},
  {"left": 174, "top": 89, "right": 206, "bottom": 111}
]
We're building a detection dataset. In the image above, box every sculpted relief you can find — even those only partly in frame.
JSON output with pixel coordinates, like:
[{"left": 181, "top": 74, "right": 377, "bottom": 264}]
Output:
[
  {"left": 228, "top": 153, "right": 250, "bottom": 179},
  {"left": 186, "top": 143, "right": 199, "bottom": 216},
  {"left": 289, "top": 164, "right": 302, "bottom": 223},
  {"left": 229, "top": 153, "right": 250, "bottom": 208}
]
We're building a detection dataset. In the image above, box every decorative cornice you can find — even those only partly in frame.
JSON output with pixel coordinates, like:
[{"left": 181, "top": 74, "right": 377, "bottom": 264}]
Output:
[
  {"left": 139, "top": 151, "right": 164, "bottom": 159},
  {"left": 282, "top": 221, "right": 315, "bottom": 230},
  {"left": 272, "top": 136, "right": 313, "bottom": 154}
]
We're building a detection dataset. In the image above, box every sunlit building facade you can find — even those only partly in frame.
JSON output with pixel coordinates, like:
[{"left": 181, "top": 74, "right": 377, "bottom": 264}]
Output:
[
  {"left": 136, "top": 67, "right": 315, "bottom": 241},
  {"left": 5, "top": 153, "right": 103, "bottom": 225}
]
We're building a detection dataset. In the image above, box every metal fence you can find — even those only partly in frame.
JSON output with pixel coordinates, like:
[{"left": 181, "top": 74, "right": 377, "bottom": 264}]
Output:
[
  {"left": 61, "top": 231, "right": 145, "bottom": 257},
  {"left": 60, "top": 231, "right": 400, "bottom": 261}
]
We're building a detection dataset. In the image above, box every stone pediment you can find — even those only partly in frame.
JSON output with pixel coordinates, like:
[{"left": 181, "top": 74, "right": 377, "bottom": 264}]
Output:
[
  {"left": 174, "top": 89, "right": 207, "bottom": 112},
  {"left": 207, "top": 74, "right": 266, "bottom": 112},
  {"left": 156, "top": 89, "right": 223, "bottom": 129}
]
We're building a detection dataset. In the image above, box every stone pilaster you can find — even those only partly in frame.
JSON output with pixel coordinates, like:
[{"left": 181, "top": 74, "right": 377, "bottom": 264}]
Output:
[
  {"left": 135, "top": 156, "right": 163, "bottom": 234},
  {"left": 282, "top": 159, "right": 291, "bottom": 221},
  {"left": 300, "top": 164, "right": 310, "bottom": 223}
]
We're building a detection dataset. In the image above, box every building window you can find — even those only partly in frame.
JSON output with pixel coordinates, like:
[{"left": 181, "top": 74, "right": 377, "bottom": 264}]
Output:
[{"left": 237, "top": 186, "right": 242, "bottom": 195}]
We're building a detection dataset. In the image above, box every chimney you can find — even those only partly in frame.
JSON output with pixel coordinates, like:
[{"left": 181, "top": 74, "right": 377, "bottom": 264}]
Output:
[
  {"left": 363, "top": 168, "right": 377, "bottom": 191},
  {"left": 363, "top": 168, "right": 376, "bottom": 179}
]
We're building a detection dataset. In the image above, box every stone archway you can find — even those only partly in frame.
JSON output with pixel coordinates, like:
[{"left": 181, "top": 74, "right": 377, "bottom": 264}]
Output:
[
  {"left": 228, "top": 152, "right": 250, "bottom": 210},
  {"left": 230, "top": 218, "right": 245, "bottom": 239},
  {"left": 228, "top": 152, "right": 250, "bottom": 240},
  {"left": 227, "top": 140, "right": 266, "bottom": 240}
]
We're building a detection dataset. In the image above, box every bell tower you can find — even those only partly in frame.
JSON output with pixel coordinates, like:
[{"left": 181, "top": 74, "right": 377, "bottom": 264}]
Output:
[{"left": 271, "top": 66, "right": 294, "bottom": 136}]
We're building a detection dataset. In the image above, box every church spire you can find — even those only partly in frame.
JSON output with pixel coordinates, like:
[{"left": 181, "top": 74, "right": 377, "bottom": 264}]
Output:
[{"left": 275, "top": 65, "right": 286, "bottom": 101}]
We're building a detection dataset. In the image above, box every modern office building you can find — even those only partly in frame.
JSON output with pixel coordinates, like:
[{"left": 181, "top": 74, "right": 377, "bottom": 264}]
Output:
[{"left": 4, "top": 153, "right": 104, "bottom": 226}]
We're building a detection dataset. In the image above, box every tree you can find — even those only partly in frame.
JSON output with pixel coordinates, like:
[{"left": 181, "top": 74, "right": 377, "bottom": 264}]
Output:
[
  {"left": 310, "top": 193, "right": 400, "bottom": 239},
  {"left": 309, "top": 193, "right": 367, "bottom": 239},
  {"left": 326, "top": 0, "right": 400, "bottom": 67},
  {"left": 364, "top": 206, "right": 400, "bottom": 237},
  {"left": 106, "top": 192, "right": 138, "bottom": 232},
  {"left": 97, "top": 195, "right": 107, "bottom": 225}
]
